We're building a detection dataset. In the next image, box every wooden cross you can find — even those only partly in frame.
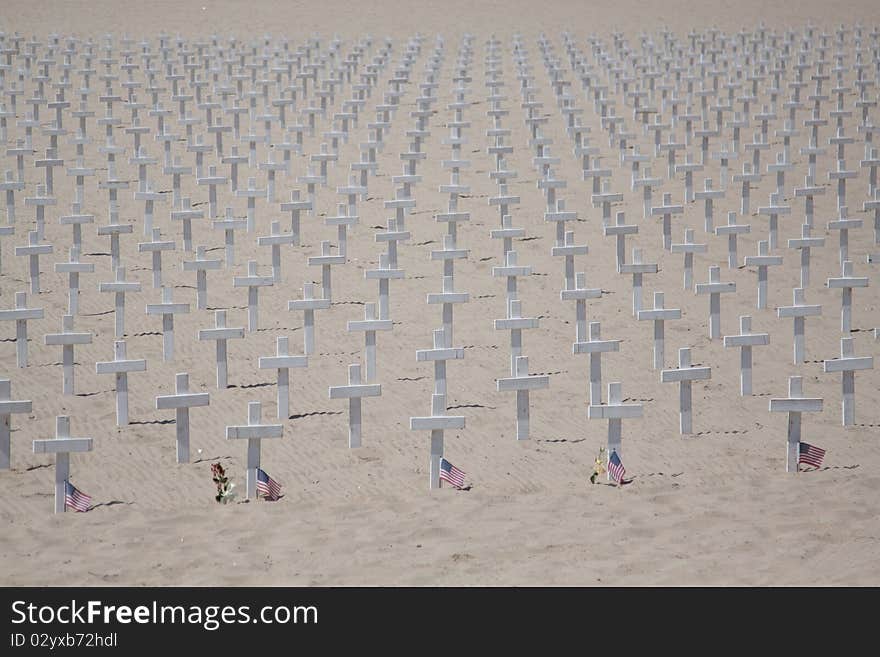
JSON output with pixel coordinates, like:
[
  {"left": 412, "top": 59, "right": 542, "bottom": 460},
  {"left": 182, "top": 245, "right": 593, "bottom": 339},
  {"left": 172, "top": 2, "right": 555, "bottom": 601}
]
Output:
[
  {"left": 788, "top": 224, "right": 825, "bottom": 287},
  {"left": 156, "top": 372, "right": 210, "bottom": 463},
  {"left": 145, "top": 286, "right": 190, "bottom": 361},
  {"left": 33, "top": 416, "right": 93, "bottom": 513},
  {"left": 723, "top": 315, "right": 770, "bottom": 396},
  {"left": 670, "top": 228, "right": 707, "bottom": 290},
  {"left": 826, "top": 260, "right": 869, "bottom": 332},
  {"left": 410, "top": 393, "right": 466, "bottom": 489},
  {"left": 235, "top": 176, "right": 266, "bottom": 233},
  {"left": 182, "top": 246, "right": 222, "bottom": 310},
  {"left": 226, "top": 401, "right": 283, "bottom": 499},
  {"left": 308, "top": 241, "right": 345, "bottom": 302},
  {"left": 769, "top": 376, "right": 823, "bottom": 473},
  {"left": 169, "top": 197, "right": 203, "bottom": 254},
  {"left": 14, "top": 230, "right": 53, "bottom": 294},
  {"left": 95, "top": 340, "right": 147, "bottom": 426},
  {"left": 591, "top": 179, "right": 623, "bottom": 227},
  {"left": 827, "top": 206, "right": 862, "bottom": 265},
  {"left": 777, "top": 288, "right": 822, "bottom": 364},
  {"left": 756, "top": 192, "right": 791, "bottom": 250},
  {"left": 828, "top": 159, "right": 857, "bottom": 209},
  {"left": 588, "top": 382, "right": 643, "bottom": 477},
  {"left": 0, "top": 379, "right": 32, "bottom": 470},
  {"left": 198, "top": 310, "right": 245, "bottom": 389},
  {"left": 690, "top": 178, "right": 723, "bottom": 233},
  {"left": 329, "top": 363, "right": 382, "bottom": 448},
  {"left": 43, "top": 314, "right": 92, "bottom": 396},
  {"left": 137, "top": 228, "right": 176, "bottom": 289},
  {"left": 416, "top": 327, "right": 465, "bottom": 397},
  {"left": 744, "top": 240, "right": 784, "bottom": 309},
  {"left": 58, "top": 202, "right": 94, "bottom": 253},
  {"left": 651, "top": 193, "right": 684, "bottom": 251},
  {"left": 258, "top": 336, "right": 308, "bottom": 420},
  {"left": 163, "top": 156, "right": 192, "bottom": 208},
  {"left": 96, "top": 217, "right": 133, "bottom": 272},
  {"left": 0, "top": 291, "right": 43, "bottom": 367},
  {"left": 661, "top": 347, "right": 712, "bottom": 434},
  {"left": 197, "top": 165, "right": 227, "bottom": 219},
  {"left": 637, "top": 292, "right": 682, "bottom": 370},
  {"left": 255, "top": 221, "right": 293, "bottom": 284},
  {"left": 695, "top": 265, "right": 736, "bottom": 339},
  {"left": 794, "top": 175, "right": 826, "bottom": 228},
  {"left": 823, "top": 337, "right": 873, "bottom": 426},
  {"left": 496, "top": 356, "right": 549, "bottom": 441},
  {"left": 574, "top": 321, "right": 620, "bottom": 405},
  {"left": 280, "top": 190, "right": 312, "bottom": 245},
  {"left": 619, "top": 248, "right": 658, "bottom": 316},
  {"left": 347, "top": 302, "right": 392, "bottom": 383}
]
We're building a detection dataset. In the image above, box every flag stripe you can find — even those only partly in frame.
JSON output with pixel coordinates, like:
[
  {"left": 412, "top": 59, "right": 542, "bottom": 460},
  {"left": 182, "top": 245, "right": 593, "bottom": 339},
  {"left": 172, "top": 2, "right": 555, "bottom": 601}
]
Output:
[
  {"left": 608, "top": 451, "right": 626, "bottom": 484},
  {"left": 798, "top": 442, "right": 826, "bottom": 468},
  {"left": 439, "top": 458, "right": 465, "bottom": 488},
  {"left": 256, "top": 468, "right": 282, "bottom": 500},
  {"left": 65, "top": 481, "right": 91, "bottom": 512}
]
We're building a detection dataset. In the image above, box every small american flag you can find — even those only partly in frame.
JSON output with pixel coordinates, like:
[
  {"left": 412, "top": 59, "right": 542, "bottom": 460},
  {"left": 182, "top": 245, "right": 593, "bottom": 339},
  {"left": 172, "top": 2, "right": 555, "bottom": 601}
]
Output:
[
  {"left": 798, "top": 442, "right": 826, "bottom": 469},
  {"left": 439, "top": 458, "right": 465, "bottom": 488},
  {"left": 608, "top": 450, "right": 626, "bottom": 485},
  {"left": 256, "top": 468, "right": 282, "bottom": 500},
  {"left": 65, "top": 481, "right": 92, "bottom": 512}
]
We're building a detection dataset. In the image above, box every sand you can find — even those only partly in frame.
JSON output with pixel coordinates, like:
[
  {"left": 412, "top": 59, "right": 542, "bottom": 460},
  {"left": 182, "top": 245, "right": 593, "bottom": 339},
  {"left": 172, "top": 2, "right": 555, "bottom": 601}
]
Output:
[{"left": 1, "top": 1, "right": 879, "bottom": 586}]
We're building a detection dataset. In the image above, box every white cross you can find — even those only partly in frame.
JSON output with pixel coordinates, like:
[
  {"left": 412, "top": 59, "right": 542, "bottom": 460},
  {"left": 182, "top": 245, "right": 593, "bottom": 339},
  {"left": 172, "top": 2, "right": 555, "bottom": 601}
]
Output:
[
  {"left": 633, "top": 166, "right": 662, "bottom": 219},
  {"left": 232, "top": 260, "right": 273, "bottom": 332},
  {"left": 826, "top": 260, "right": 869, "bottom": 332},
  {"left": 410, "top": 392, "right": 466, "bottom": 490},
  {"left": 287, "top": 282, "right": 330, "bottom": 356},
  {"left": 829, "top": 159, "right": 858, "bottom": 209},
  {"left": 156, "top": 372, "right": 210, "bottom": 463},
  {"left": 715, "top": 211, "right": 751, "bottom": 269},
  {"left": 490, "top": 214, "right": 525, "bottom": 260},
  {"left": 674, "top": 152, "right": 704, "bottom": 203},
  {"left": 170, "top": 197, "right": 203, "bottom": 253},
  {"left": 347, "top": 302, "right": 392, "bottom": 383},
  {"left": 574, "top": 321, "right": 620, "bottom": 405},
  {"left": 164, "top": 156, "right": 192, "bottom": 208},
  {"left": 661, "top": 347, "right": 712, "bottom": 434},
  {"left": 34, "top": 147, "right": 63, "bottom": 195},
  {"left": 197, "top": 165, "right": 228, "bottom": 219},
  {"left": 58, "top": 203, "right": 94, "bottom": 253},
  {"left": 329, "top": 363, "right": 382, "bottom": 448},
  {"left": 308, "top": 240, "right": 345, "bottom": 302},
  {"left": 603, "top": 210, "right": 638, "bottom": 273},
  {"left": 588, "top": 382, "right": 643, "bottom": 479},
  {"left": 650, "top": 192, "right": 684, "bottom": 250},
  {"left": 44, "top": 314, "right": 92, "bottom": 396},
  {"left": 777, "top": 287, "right": 822, "bottom": 364},
  {"left": 865, "top": 190, "right": 880, "bottom": 245},
  {"left": 561, "top": 270, "right": 602, "bottom": 344},
  {"left": 33, "top": 416, "right": 93, "bottom": 513},
  {"left": 96, "top": 217, "right": 133, "bottom": 272},
  {"left": 823, "top": 337, "right": 873, "bottom": 426},
  {"left": 52, "top": 246, "right": 93, "bottom": 316},
  {"left": 489, "top": 185, "right": 521, "bottom": 223},
  {"left": 637, "top": 291, "right": 682, "bottom": 370},
  {"left": 235, "top": 176, "right": 266, "bottom": 233},
  {"left": 212, "top": 207, "right": 247, "bottom": 269},
  {"left": 732, "top": 162, "right": 761, "bottom": 215},
  {"left": 670, "top": 228, "right": 707, "bottom": 290},
  {"left": 862, "top": 147, "right": 880, "bottom": 198},
  {"left": 325, "top": 202, "right": 358, "bottom": 258},
  {"left": 723, "top": 315, "right": 770, "bottom": 396},
  {"left": 258, "top": 336, "right": 308, "bottom": 420},
  {"left": 14, "top": 230, "right": 53, "bottom": 294},
  {"left": 182, "top": 245, "right": 222, "bottom": 310},
  {"left": 198, "top": 310, "right": 245, "bottom": 389},
  {"left": 695, "top": 265, "right": 736, "bottom": 339},
  {"left": 0, "top": 291, "right": 43, "bottom": 367},
  {"left": 416, "top": 327, "right": 465, "bottom": 397},
  {"left": 788, "top": 223, "right": 825, "bottom": 287},
  {"left": 619, "top": 248, "right": 658, "bottom": 316},
  {"left": 137, "top": 227, "right": 176, "bottom": 289},
  {"left": 769, "top": 376, "right": 823, "bottom": 473},
  {"left": 0, "top": 170, "right": 24, "bottom": 224},
  {"left": 0, "top": 379, "right": 32, "bottom": 470},
  {"left": 95, "top": 340, "right": 147, "bottom": 426},
  {"left": 743, "top": 240, "right": 783, "bottom": 309},
  {"left": 225, "top": 401, "right": 283, "bottom": 499},
  {"left": 827, "top": 206, "right": 862, "bottom": 265},
  {"left": 551, "top": 229, "right": 588, "bottom": 292},
  {"left": 694, "top": 178, "right": 725, "bottom": 233},
  {"left": 756, "top": 192, "right": 791, "bottom": 250},
  {"left": 280, "top": 190, "right": 312, "bottom": 245},
  {"left": 496, "top": 355, "right": 549, "bottom": 441},
  {"left": 591, "top": 180, "right": 623, "bottom": 227}
]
